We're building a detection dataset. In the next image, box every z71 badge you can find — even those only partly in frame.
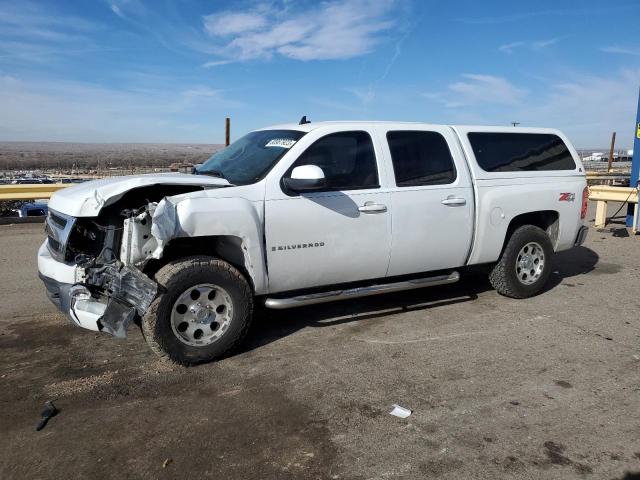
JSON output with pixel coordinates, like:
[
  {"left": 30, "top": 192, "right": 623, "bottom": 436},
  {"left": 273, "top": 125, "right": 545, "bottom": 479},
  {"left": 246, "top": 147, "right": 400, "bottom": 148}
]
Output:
[{"left": 559, "top": 193, "right": 575, "bottom": 202}]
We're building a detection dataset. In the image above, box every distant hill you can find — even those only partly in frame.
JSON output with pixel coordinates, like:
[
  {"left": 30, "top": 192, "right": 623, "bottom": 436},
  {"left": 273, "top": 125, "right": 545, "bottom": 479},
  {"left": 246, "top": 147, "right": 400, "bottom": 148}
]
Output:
[{"left": 0, "top": 142, "right": 225, "bottom": 170}]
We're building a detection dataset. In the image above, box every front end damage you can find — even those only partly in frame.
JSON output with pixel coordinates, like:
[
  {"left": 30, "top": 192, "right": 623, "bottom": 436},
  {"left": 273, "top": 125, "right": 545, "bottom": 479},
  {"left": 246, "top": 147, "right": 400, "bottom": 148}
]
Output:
[{"left": 41, "top": 188, "right": 194, "bottom": 338}]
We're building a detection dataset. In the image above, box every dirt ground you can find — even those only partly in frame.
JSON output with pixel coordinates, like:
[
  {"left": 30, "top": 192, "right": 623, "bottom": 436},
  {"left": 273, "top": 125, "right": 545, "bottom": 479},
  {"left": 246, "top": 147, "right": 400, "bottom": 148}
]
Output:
[{"left": 1, "top": 202, "right": 639, "bottom": 480}]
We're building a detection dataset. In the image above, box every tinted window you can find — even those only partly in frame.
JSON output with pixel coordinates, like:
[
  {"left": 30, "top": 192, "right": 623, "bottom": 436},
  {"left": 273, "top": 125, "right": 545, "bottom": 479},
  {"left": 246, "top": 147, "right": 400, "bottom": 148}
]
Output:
[
  {"left": 291, "top": 131, "right": 378, "bottom": 190},
  {"left": 387, "top": 131, "right": 456, "bottom": 186},
  {"left": 468, "top": 133, "right": 576, "bottom": 172}
]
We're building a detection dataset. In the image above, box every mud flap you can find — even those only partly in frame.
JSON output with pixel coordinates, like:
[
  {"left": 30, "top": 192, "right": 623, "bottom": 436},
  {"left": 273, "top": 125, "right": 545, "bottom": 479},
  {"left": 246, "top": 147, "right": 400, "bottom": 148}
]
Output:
[{"left": 86, "top": 263, "right": 158, "bottom": 337}]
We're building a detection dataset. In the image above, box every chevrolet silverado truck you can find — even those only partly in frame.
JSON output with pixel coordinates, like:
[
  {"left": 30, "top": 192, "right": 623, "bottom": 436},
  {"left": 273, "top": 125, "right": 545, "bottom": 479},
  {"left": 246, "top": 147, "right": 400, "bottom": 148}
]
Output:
[{"left": 38, "top": 121, "right": 588, "bottom": 365}]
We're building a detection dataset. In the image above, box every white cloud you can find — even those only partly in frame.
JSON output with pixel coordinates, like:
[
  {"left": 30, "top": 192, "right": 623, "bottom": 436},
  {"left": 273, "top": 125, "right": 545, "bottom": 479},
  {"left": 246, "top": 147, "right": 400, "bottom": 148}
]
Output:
[
  {"left": 600, "top": 45, "right": 640, "bottom": 57},
  {"left": 498, "top": 41, "right": 525, "bottom": 54},
  {"left": 110, "top": 4, "right": 123, "bottom": 18},
  {"left": 202, "top": 59, "right": 236, "bottom": 68},
  {"left": 499, "top": 38, "right": 559, "bottom": 54},
  {"left": 522, "top": 69, "right": 640, "bottom": 147},
  {"left": 203, "top": 12, "right": 267, "bottom": 36},
  {"left": 0, "top": 2, "right": 103, "bottom": 62},
  {"left": 201, "top": 0, "right": 398, "bottom": 62},
  {"left": 532, "top": 38, "right": 558, "bottom": 50},
  {"left": 0, "top": 75, "right": 241, "bottom": 143},
  {"left": 422, "top": 69, "right": 640, "bottom": 148},
  {"left": 445, "top": 74, "right": 527, "bottom": 107}
]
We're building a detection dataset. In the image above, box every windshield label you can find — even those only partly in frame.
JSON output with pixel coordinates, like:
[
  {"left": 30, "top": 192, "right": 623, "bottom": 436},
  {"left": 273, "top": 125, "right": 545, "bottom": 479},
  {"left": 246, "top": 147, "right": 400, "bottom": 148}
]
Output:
[{"left": 265, "top": 138, "right": 297, "bottom": 149}]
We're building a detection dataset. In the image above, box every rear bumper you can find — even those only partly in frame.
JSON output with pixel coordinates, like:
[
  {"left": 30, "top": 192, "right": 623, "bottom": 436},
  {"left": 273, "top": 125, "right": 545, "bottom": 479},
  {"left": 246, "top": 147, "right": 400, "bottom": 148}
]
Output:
[{"left": 574, "top": 225, "right": 588, "bottom": 246}]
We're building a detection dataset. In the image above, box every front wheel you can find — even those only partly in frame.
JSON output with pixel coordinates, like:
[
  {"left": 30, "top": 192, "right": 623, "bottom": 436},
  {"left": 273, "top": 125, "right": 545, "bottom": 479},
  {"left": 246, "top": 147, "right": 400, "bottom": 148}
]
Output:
[
  {"left": 489, "top": 225, "right": 553, "bottom": 299},
  {"left": 142, "top": 256, "right": 253, "bottom": 365}
]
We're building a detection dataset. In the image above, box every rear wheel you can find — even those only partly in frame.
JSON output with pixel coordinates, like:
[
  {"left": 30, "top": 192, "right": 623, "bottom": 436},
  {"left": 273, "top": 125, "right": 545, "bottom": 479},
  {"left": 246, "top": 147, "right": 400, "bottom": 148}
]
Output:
[
  {"left": 489, "top": 225, "right": 553, "bottom": 299},
  {"left": 142, "top": 256, "right": 253, "bottom": 365}
]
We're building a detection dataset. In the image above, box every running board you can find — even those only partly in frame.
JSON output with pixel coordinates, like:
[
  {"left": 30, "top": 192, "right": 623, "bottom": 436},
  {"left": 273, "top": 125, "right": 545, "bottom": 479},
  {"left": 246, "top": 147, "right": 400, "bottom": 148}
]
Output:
[{"left": 264, "top": 271, "right": 460, "bottom": 309}]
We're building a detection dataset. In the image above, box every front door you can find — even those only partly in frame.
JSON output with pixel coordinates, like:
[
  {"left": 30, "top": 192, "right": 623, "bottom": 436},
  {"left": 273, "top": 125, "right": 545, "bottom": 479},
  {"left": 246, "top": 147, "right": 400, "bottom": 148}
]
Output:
[{"left": 265, "top": 130, "right": 392, "bottom": 293}]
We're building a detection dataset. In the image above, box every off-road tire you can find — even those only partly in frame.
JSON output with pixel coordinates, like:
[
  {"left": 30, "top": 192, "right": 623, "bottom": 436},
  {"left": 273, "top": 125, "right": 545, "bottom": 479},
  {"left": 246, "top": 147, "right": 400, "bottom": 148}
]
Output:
[
  {"left": 489, "top": 225, "right": 553, "bottom": 299},
  {"left": 142, "top": 256, "right": 253, "bottom": 365}
]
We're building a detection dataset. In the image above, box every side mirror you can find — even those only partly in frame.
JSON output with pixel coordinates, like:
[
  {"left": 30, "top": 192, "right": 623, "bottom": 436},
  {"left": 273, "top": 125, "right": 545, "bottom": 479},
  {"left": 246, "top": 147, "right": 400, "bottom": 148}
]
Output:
[{"left": 283, "top": 165, "right": 326, "bottom": 192}]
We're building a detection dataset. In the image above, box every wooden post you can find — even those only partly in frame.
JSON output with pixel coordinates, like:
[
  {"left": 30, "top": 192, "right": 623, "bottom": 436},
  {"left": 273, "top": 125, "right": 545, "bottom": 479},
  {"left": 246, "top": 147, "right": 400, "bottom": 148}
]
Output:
[
  {"left": 607, "top": 131, "right": 616, "bottom": 172},
  {"left": 225, "top": 117, "right": 231, "bottom": 146}
]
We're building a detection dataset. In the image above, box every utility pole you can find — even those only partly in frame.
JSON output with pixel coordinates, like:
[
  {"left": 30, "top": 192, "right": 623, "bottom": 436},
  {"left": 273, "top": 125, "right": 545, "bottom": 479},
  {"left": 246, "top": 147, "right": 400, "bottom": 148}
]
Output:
[
  {"left": 225, "top": 117, "right": 231, "bottom": 146},
  {"left": 607, "top": 131, "right": 616, "bottom": 172},
  {"left": 511, "top": 121, "right": 520, "bottom": 127}
]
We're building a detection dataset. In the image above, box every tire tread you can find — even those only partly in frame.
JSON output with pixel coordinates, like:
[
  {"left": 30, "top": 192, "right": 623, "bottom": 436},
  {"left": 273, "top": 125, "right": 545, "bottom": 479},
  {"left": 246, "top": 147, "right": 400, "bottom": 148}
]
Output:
[{"left": 141, "top": 256, "right": 253, "bottom": 366}]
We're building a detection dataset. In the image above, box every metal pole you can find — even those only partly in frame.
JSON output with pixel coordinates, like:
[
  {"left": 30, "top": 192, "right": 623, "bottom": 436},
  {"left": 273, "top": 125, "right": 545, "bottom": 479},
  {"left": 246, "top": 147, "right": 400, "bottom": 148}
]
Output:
[
  {"left": 225, "top": 117, "right": 230, "bottom": 146},
  {"left": 607, "top": 131, "right": 616, "bottom": 172},
  {"left": 627, "top": 87, "right": 640, "bottom": 226}
]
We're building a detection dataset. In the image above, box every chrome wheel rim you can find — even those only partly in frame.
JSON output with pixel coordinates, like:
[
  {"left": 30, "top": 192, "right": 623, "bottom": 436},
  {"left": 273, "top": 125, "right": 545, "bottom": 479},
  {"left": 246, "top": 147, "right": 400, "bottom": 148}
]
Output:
[
  {"left": 515, "top": 242, "right": 545, "bottom": 285},
  {"left": 170, "top": 283, "right": 233, "bottom": 346}
]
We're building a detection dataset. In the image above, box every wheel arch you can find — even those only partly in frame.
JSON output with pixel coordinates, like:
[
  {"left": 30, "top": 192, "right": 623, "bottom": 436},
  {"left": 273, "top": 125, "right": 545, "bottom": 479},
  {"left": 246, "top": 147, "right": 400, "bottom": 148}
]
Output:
[
  {"left": 146, "top": 195, "right": 268, "bottom": 294},
  {"left": 501, "top": 210, "right": 559, "bottom": 255},
  {"left": 143, "top": 235, "right": 258, "bottom": 293}
]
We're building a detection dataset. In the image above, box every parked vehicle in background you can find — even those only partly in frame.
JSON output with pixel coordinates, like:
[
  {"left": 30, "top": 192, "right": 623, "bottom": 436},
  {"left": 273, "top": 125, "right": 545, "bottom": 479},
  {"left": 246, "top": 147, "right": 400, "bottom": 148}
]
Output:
[
  {"left": 16, "top": 202, "right": 48, "bottom": 217},
  {"left": 38, "top": 121, "right": 588, "bottom": 365}
]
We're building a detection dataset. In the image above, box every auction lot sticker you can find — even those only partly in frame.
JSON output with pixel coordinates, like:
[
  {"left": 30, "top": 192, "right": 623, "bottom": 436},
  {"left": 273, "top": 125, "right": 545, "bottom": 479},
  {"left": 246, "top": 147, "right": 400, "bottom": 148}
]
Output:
[{"left": 265, "top": 138, "right": 297, "bottom": 148}]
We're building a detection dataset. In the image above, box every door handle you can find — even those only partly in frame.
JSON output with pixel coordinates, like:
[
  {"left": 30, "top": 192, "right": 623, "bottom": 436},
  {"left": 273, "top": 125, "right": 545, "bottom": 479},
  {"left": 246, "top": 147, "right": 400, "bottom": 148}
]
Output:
[
  {"left": 441, "top": 197, "right": 467, "bottom": 207},
  {"left": 358, "top": 202, "right": 387, "bottom": 214}
]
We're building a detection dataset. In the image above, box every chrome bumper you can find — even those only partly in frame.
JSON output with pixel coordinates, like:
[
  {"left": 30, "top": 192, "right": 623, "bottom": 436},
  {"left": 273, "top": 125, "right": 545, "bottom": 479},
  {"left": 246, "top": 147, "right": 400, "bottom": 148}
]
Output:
[{"left": 38, "top": 241, "right": 105, "bottom": 332}]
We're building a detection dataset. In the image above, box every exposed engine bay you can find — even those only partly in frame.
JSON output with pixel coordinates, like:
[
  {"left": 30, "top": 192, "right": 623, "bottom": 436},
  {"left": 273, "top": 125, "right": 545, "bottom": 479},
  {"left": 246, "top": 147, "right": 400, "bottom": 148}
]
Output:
[{"left": 48, "top": 185, "right": 204, "bottom": 337}]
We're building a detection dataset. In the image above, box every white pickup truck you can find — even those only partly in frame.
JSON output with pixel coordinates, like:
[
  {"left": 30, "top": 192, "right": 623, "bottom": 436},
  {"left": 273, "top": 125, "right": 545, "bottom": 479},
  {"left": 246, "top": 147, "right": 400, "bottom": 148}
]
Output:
[{"left": 38, "top": 121, "right": 588, "bottom": 365}]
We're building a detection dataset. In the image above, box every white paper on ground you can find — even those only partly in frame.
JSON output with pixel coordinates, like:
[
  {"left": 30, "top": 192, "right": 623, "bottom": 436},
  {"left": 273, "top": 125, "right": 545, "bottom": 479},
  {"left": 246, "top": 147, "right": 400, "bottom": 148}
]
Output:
[{"left": 389, "top": 404, "right": 412, "bottom": 418}]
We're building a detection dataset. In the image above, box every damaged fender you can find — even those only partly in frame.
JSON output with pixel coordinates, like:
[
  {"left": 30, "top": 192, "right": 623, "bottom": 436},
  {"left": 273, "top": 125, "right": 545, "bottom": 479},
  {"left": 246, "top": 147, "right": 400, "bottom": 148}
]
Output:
[{"left": 149, "top": 195, "right": 268, "bottom": 294}]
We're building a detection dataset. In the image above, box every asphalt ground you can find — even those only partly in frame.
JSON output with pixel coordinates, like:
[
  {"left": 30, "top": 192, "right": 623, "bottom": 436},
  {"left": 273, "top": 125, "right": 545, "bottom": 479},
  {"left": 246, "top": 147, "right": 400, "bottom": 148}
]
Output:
[{"left": 0, "top": 202, "right": 639, "bottom": 480}]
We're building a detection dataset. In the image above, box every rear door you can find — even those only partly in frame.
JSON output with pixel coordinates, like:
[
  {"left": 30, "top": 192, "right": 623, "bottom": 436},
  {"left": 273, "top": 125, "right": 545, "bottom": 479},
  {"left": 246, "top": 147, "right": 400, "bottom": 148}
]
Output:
[
  {"left": 265, "top": 129, "right": 392, "bottom": 293},
  {"left": 381, "top": 126, "right": 474, "bottom": 276}
]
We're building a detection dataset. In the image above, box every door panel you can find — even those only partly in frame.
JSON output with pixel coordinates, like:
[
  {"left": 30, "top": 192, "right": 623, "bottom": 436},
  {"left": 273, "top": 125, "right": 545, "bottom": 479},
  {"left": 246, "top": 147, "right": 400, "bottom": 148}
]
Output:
[
  {"left": 265, "top": 190, "right": 391, "bottom": 293},
  {"left": 384, "top": 128, "right": 474, "bottom": 276},
  {"left": 386, "top": 186, "right": 472, "bottom": 276},
  {"left": 264, "top": 129, "right": 392, "bottom": 294}
]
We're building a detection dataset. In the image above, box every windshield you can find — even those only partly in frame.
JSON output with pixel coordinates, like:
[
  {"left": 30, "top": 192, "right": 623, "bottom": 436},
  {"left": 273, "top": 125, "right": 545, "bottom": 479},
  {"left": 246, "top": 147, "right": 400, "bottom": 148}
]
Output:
[{"left": 197, "top": 129, "right": 305, "bottom": 185}]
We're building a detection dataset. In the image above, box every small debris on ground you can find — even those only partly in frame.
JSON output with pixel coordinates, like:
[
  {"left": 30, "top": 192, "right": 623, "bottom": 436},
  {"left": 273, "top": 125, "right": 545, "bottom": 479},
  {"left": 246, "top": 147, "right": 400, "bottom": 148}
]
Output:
[
  {"left": 509, "top": 400, "right": 520, "bottom": 406},
  {"left": 389, "top": 404, "right": 412, "bottom": 418},
  {"left": 36, "top": 400, "right": 58, "bottom": 431},
  {"left": 162, "top": 458, "right": 173, "bottom": 468}
]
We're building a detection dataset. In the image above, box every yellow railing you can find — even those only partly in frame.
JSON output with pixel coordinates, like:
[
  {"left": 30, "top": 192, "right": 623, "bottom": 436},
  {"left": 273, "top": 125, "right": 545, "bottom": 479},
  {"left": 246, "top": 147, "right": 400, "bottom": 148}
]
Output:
[
  {"left": 0, "top": 184, "right": 68, "bottom": 201},
  {"left": 588, "top": 185, "right": 639, "bottom": 232}
]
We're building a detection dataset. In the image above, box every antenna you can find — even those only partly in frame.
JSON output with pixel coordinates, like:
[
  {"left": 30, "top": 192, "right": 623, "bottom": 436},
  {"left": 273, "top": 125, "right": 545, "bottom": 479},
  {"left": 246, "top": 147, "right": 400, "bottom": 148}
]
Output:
[{"left": 299, "top": 115, "right": 311, "bottom": 125}]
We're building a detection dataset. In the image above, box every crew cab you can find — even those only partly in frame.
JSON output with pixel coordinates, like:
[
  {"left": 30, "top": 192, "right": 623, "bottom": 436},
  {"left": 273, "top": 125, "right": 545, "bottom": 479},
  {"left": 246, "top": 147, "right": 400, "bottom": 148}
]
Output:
[{"left": 38, "top": 121, "right": 588, "bottom": 365}]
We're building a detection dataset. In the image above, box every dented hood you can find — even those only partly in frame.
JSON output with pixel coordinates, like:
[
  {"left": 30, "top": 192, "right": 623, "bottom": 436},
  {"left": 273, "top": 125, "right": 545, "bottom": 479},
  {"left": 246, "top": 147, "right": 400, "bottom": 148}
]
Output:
[{"left": 48, "top": 173, "right": 229, "bottom": 217}]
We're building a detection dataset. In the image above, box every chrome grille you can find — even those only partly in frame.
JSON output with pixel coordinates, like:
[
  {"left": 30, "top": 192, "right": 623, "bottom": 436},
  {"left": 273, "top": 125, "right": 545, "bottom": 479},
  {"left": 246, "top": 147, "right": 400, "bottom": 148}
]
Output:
[{"left": 45, "top": 209, "right": 76, "bottom": 262}]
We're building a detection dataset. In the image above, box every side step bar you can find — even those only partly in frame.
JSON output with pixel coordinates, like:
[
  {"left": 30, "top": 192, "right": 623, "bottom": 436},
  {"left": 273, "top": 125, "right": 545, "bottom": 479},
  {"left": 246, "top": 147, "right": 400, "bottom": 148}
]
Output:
[{"left": 264, "top": 271, "right": 460, "bottom": 310}]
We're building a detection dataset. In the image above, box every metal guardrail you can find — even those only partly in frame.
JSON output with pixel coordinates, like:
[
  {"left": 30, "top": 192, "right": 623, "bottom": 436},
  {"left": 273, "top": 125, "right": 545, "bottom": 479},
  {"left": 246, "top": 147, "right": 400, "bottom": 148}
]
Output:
[
  {"left": 0, "top": 184, "right": 68, "bottom": 201},
  {"left": 586, "top": 171, "right": 630, "bottom": 185}
]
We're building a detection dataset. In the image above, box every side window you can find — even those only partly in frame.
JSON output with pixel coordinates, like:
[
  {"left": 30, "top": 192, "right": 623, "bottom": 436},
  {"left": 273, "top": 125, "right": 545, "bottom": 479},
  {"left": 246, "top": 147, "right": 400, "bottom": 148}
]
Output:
[
  {"left": 290, "top": 131, "right": 379, "bottom": 190},
  {"left": 387, "top": 131, "right": 456, "bottom": 187},
  {"left": 468, "top": 132, "right": 576, "bottom": 172}
]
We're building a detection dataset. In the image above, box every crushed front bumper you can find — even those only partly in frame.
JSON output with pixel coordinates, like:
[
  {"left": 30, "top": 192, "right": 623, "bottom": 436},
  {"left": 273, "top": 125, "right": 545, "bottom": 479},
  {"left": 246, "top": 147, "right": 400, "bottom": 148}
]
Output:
[
  {"left": 39, "top": 272, "right": 105, "bottom": 332},
  {"left": 37, "top": 240, "right": 157, "bottom": 337}
]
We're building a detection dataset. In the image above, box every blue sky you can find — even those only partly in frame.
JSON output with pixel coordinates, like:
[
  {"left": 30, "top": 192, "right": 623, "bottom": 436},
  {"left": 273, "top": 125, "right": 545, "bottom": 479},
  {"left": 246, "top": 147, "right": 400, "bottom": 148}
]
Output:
[{"left": 1, "top": 0, "right": 639, "bottom": 148}]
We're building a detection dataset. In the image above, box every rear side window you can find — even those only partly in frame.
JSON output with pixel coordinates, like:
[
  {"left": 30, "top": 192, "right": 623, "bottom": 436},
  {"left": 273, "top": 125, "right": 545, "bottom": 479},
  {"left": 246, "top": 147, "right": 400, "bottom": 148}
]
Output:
[
  {"left": 387, "top": 131, "right": 456, "bottom": 186},
  {"left": 468, "top": 132, "right": 576, "bottom": 172},
  {"left": 291, "top": 131, "right": 379, "bottom": 190}
]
